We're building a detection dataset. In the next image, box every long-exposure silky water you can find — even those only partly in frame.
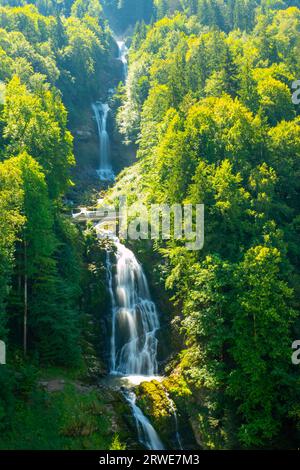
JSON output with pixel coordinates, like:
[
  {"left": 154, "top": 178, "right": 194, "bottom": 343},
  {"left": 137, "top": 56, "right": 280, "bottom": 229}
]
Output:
[
  {"left": 117, "top": 39, "right": 128, "bottom": 81},
  {"left": 107, "top": 241, "right": 160, "bottom": 376},
  {"left": 124, "top": 390, "right": 165, "bottom": 451},
  {"left": 96, "top": 229, "right": 165, "bottom": 450},
  {"left": 94, "top": 37, "right": 166, "bottom": 451},
  {"left": 92, "top": 41, "right": 127, "bottom": 182},
  {"left": 92, "top": 102, "right": 115, "bottom": 181}
]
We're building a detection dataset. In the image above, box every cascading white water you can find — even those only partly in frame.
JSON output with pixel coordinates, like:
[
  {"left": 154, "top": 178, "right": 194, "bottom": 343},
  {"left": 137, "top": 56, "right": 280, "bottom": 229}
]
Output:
[
  {"left": 124, "top": 390, "right": 165, "bottom": 450},
  {"left": 96, "top": 232, "right": 164, "bottom": 450},
  {"left": 92, "top": 102, "right": 115, "bottom": 181},
  {"left": 91, "top": 40, "right": 127, "bottom": 181},
  {"left": 93, "top": 37, "right": 167, "bottom": 450},
  {"left": 107, "top": 240, "right": 160, "bottom": 376},
  {"left": 117, "top": 40, "right": 128, "bottom": 81}
]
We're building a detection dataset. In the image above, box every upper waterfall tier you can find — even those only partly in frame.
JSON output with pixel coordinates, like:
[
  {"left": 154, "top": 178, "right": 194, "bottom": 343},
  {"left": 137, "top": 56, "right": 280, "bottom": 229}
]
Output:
[
  {"left": 117, "top": 40, "right": 128, "bottom": 82},
  {"left": 92, "top": 102, "right": 115, "bottom": 182}
]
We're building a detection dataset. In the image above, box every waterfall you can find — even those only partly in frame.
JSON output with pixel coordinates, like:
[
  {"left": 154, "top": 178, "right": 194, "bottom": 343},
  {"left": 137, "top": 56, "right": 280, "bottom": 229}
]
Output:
[
  {"left": 92, "top": 102, "right": 114, "bottom": 181},
  {"left": 164, "top": 390, "right": 183, "bottom": 450},
  {"left": 117, "top": 40, "right": 128, "bottom": 81},
  {"left": 97, "top": 234, "right": 164, "bottom": 450},
  {"left": 93, "top": 37, "right": 166, "bottom": 451},
  {"left": 124, "top": 390, "right": 165, "bottom": 450},
  {"left": 91, "top": 39, "right": 128, "bottom": 181},
  {"left": 106, "top": 240, "right": 160, "bottom": 376}
]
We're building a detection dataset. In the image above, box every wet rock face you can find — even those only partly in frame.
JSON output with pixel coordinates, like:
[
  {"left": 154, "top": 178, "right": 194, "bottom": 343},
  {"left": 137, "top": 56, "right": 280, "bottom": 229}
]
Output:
[
  {"left": 75, "top": 129, "right": 93, "bottom": 142},
  {"left": 135, "top": 380, "right": 181, "bottom": 449},
  {"left": 99, "top": 385, "right": 145, "bottom": 450},
  {"left": 135, "top": 378, "right": 200, "bottom": 450}
]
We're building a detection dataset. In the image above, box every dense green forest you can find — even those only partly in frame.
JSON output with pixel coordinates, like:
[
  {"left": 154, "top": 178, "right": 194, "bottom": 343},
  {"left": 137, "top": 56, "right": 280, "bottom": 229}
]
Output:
[
  {"left": 0, "top": 0, "right": 118, "bottom": 450},
  {"left": 112, "top": 0, "right": 300, "bottom": 448},
  {"left": 0, "top": 0, "right": 299, "bottom": 452}
]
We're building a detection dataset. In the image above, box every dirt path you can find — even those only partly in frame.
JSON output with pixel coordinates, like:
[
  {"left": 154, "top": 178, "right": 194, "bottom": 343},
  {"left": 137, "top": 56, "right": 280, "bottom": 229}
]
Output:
[{"left": 39, "top": 379, "right": 96, "bottom": 394}]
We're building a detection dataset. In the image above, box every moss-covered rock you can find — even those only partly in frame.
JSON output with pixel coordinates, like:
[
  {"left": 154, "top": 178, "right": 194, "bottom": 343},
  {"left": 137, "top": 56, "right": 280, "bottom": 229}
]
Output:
[
  {"left": 137, "top": 381, "right": 172, "bottom": 419},
  {"left": 163, "top": 350, "right": 235, "bottom": 450},
  {"left": 135, "top": 380, "right": 180, "bottom": 449}
]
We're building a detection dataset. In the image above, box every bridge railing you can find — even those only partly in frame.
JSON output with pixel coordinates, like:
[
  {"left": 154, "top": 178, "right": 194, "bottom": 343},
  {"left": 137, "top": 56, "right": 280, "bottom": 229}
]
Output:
[{"left": 72, "top": 209, "right": 121, "bottom": 222}]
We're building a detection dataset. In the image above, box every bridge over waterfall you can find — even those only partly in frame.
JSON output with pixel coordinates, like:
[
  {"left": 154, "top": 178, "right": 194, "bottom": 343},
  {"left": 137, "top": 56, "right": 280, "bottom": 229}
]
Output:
[{"left": 72, "top": 208, "right": 120, "bottom": 224}]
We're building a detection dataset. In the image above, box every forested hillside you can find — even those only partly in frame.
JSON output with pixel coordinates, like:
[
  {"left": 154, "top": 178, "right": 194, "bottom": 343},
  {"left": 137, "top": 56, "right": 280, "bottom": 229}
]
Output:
[
  {"left": 102, "top": 0, "right": 154, "bottom": 32},
  {"left": 111, "top": 2, "right": 300, "bottom": 448},
  {"left": 0, "top": 0, "right": 299, "bottom": 453},
  {"left": 0, "top": 0, "right": 118, "bottom": 450}
]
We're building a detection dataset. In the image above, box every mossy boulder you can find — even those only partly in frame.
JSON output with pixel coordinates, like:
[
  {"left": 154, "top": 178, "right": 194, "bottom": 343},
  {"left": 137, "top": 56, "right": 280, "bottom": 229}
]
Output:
[
  {"left": 136, "top": 380, "right": 178, "bottom": 448},
  {"left": 163, "top": 353, "right": 231, "bottom": 450}
]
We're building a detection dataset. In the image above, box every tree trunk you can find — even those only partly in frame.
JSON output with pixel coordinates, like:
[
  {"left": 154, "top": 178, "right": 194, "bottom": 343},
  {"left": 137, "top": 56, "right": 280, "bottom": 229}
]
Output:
[{"left": 24, "top": 240, "right": 28, "bottom": 356}]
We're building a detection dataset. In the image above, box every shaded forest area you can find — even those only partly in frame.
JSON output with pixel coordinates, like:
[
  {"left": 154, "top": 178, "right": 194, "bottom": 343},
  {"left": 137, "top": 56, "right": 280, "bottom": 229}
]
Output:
[{"left": 0, "top": 0, "right": 117, "bottom": 449}]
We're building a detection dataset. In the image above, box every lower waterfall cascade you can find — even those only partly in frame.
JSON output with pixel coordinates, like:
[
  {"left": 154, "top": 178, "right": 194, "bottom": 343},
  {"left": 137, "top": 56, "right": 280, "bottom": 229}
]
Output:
[
  {"left": 107, "top": 240, "right": 160, "bottom": 376},
  {"left": 96, "top": 231, "right": 166, "bottom": 450},
  {"left": 124, "top": 390, "right": 165, "bottom": 450}
]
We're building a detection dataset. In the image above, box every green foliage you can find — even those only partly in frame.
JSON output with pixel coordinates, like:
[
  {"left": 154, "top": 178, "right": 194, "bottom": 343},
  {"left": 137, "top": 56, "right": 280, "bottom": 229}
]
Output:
[
  {"left": 0, "top": 365, "right": 16, "bottom": 431},
  {"left": 0, "top": 382, "right": 119, "bottom": 450},
  {"left": 102, "top": 0, "right": 154, "bottom": 32},
  {"left": 71, "top": 0, "right": 103, "bottom": 19},
  {"left": 115, "top": 2, "right": 300, "bottom": 449},
  {"left": 0, "top": 1, "right": 113, "bottom": 116},
  {"left": 228, "top": 246, "right": 296, "bottom": 446},
  {"left": 0, "top": 0, "right": 112, "bottom": 399},
  {"left": 0, "top": 156, "right": 24, "bottom": 337},
  {"left": 1, "top": 0, "right": 300, "bottom": 452},
  {"left": 110, "top": 434, "right": 127, "bottom": 450},
  {"left": 154, "top": 0, "right": 300, "bottom": 33},
  {"left": 2, "top": 77, "right": 74, "bottom": 198},
  {"left": 0, "top": 0, "right": 113, "bottom": 370},
  {"left": 0, "top": 0, "right": 115, "bottom": 451}
]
